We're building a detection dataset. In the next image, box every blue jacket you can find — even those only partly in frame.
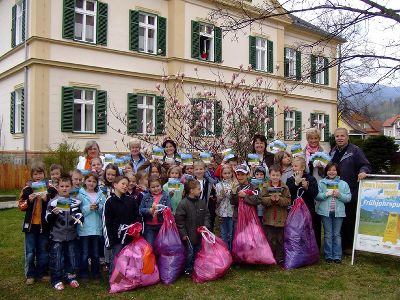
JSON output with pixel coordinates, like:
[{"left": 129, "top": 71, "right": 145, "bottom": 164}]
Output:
[
  {"left": 78, "top": 188, "right": 106, "bottom": 236},
  {"left": 130, "top": 153, "right": 147, "bottom": 173},
  {"left": 139, "top": 191, "right": 172, "bottom": 223},
  {"left": 316, "top": 177, "right": 352, "bottom": 217}
]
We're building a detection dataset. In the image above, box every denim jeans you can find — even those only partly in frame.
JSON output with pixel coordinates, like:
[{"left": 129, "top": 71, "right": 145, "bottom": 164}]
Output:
[
  {"left": 79, "top": 235, "right": 100, "bottom": 279},
  {"left": 321, "top": 212, "right": 344, "bottom": 260},
  {"left": 49, "top": 240, "right": 79, "bottom": 286},
  {"left": 24, "top": 231, "right": 49, "bottom": 279},
  {"left": 220, "top": 217, "right": 233, "bottom": 251},
  {"left": 184, "top": 241, "right": 201, "bottom": 275},
  {"left": 143, "top": 224, "right": 162, "bottom": 247},
  {"left": 109, "top": 243, "right": 124, "bottom": 276}
]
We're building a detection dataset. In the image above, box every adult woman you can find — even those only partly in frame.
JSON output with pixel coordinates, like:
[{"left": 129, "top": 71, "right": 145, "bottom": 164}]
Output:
[
  {"left": 76, "top": 141, "right": 105, "bottom": 170},
  {"left": 303, "top": 128, "right": 325, "bottom": 182},
  {"left": 161, "top": 139, "right": 180, "bottom": 166},
  {"left": 129, "top": 138, "right": 147, "bottom": 173},
  {"left": 252, "top": 134, "right": 275, "bottom": 171}
]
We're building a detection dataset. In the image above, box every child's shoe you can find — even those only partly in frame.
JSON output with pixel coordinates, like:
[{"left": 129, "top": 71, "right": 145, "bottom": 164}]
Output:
[
  {"left": 25, "top": 278, "right": 34, "bottom": 285},
  {"left": 69, "top": 280, "right": 79, "bottom": 288},
  {"left": 40, "top": 275, "right": 50, "bottom": 282},
  {"left": 53, "top": 282, "right": 65, "bottom": 291}
]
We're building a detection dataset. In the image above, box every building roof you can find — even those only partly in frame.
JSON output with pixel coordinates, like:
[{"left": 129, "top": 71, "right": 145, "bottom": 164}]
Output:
[
  {"left": 383, "top": 114, "right": 400, "bottom": 127},
  {"left": 341, "top": 113, "right": 382, "bottom": 135}
]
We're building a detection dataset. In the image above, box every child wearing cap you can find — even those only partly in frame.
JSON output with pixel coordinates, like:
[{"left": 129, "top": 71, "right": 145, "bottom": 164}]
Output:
[
  {"left": 253, "top": 165, "right": 268, "bottom": 224},
  {"left": 230, "top": 164, "right": 260, "bottom": 228}
]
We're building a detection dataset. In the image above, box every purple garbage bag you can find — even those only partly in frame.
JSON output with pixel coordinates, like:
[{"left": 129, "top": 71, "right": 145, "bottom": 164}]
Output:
[
  {"left": 154, "top": 207, "right": 185, "bottom": 284},
  {"left": 284, "top": 197, "right": 320, "bottom": 270}
]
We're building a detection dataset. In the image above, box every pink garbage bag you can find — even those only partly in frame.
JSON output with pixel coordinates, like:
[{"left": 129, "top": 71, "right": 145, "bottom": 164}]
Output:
[
  {"left": 193, "top": 226, "right": 232, "bottom": 283},
  {"left": 109, "top": 223, "right": 160, "bottom": 294},
  {"left": 232, "top": 197, "right": 276, "bottom": 265}
]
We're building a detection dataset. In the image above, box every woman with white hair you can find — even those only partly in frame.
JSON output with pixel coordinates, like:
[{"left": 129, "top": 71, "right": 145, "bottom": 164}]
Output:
[
  {"left": 128, "top": 138, "right": 147, "bottom": 173},
  {"left": 303, "top": 128, "right": 325, "bottom": 182},
  {"left": 76, "top": 141, "right": 105, "bottom": 170}
]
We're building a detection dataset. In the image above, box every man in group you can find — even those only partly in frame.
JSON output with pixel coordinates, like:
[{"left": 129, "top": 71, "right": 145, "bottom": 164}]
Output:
[{"left": 330, "top": 128, "right": 371, "bottom": 255}]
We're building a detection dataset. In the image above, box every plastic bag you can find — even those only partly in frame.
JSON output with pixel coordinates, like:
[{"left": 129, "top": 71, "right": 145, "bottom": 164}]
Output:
[
  {"left": 193, "top": 226, "right": 232, "bottom": 283},
  {"left": 154, "top": 207, "right": 186, "bottom": 284},
  {"left": 109, "top": 223, "right": 160, "bottom": 294},
  {"left": 284, "top": 197, "right": 319, "bottom": 270},
  {"left": 232, "top": 197, "right": 276, "bottom": 265}
]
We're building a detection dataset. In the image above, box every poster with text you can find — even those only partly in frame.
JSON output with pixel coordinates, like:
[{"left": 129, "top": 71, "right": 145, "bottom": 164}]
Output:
[{"left": 355, "top": 179, "right": 400, "bottom": 257}]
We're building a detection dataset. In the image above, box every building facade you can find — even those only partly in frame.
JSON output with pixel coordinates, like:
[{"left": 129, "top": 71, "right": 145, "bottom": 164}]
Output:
[
  {"left": 383, "top": 115, "right": 400, "bottom": 140},
  {"left": 0, "top": 0, "right": 341, "bottom": 161}
]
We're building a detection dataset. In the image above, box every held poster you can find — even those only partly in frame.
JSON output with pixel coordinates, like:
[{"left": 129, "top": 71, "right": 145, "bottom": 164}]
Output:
[{"left": 354, "top": 179, "right": 400, "bottom": 257}]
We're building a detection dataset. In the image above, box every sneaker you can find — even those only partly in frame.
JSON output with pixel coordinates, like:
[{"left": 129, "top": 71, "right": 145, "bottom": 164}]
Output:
[
  {"left": 25, "top": 278, "right": 35, "bottom": 285},
  {"left": 325, "top": 258, "right": 333, "bottom": 263},
  {"left": 184, "top": 270, "right": 192, "bottom": 276},
  {"left": 69, "top": 280, "right": 79, "bottom": 288},
  {"left": 334, "top": 259, "right": 342, "bottom": 264},
  {"left": 53, "top": 282, "right": 65, "bottom": 291},
  {"left": 40, "top": 276, "right": 50, "bottom": 282}
]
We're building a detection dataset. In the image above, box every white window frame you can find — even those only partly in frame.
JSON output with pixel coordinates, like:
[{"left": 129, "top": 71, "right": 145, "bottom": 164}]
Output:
[
  {"left": 74, "top": 0, "right": 97, "bottom": 43},
  {"left": 286, "top": 48, "right": 296, "bottom": 77},
  {"left": 15, "top": 1, "right": 24, "bottom": 45},
  {"left": 73, "top": 89, "right": 95, "bottom": 133},
  {"left": 285, "top": 111, "right": 295, "bottom": 140},
  {"left": 256, "top": 37, "right": 269, "bottom": 71},
  {"left": 137, "top": 95, "right": 156, "bottom": 135},
  {"left": 200, "top": 100, "right": 214, "bottom": 136},
  {"left": 314, "top": 113, "right": 325, "bottom": 140},
  {"left": 14, "top": 89, "right": 23, "bottom": 134},
  {"left": 316, "top": 56, "right": 325, "bottom": 84},
  {"left": 199, "top": 24, "right": 214, "bottom": 62},
  {"left": 139, "top": 13, "right": 158, "bottom": 54}
]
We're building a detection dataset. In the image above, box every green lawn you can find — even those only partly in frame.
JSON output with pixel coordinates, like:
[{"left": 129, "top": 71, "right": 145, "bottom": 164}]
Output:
[
  {"left": 1, "top": 208, "right": 400, "bottom": 300},
  {"left": 359, "top": 221, "right": 387, "bottom": 237}
]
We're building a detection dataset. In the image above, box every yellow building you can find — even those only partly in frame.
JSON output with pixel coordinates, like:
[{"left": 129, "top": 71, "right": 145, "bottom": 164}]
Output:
[{"left": 0, "top": 0, "right": 343, "bottom": 160}]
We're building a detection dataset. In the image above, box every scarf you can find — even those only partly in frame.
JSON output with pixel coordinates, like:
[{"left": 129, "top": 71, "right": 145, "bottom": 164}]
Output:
[
  {"left": 305, "top": 144, "right": 320, "bottom": 164},
  {"left": 84, "top": 156, "right": 92, "bottom": 170}
]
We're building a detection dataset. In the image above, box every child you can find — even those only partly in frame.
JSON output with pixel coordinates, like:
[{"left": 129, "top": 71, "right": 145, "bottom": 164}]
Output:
[
  {"left": 286, "top": 156, "right": 319, "bottom": 247},
  {"left": 49, "top": 164, "right": 62, "bottom": 187},
  {"left": 215, "top": 155, "right": 238, "bottom": 179},
  {"left": 91, "top": 157, "right": 104, "bottom": 180},
  {"left": 139, "top": 175, "right": 172, "bottom": 246},
  {"left": 78, "top": 172, "right": 106, "bottom": 280},
  {"left": 181, "top": 164, "right": 194, "bottom": 182},
  {"left": 162, "top": 166, "right": 184, "bottom": 213},
  {"left": 138, "top": 160, "right": 167, "bottom": 184},
  {"left": 215, "top": 165, "right": 235, "bottom": 251},
  {"left": 71, "top": 169, "right": 83, "bottom": 190},
  {"left": 18, "top": 161, "right": 57, "bottom": 285},
  {"left": 274, "top": 151, "right": 293, "bottom": 184},
  {"left": 175, "top": 179, "right": 211, "bottom": 276},
  {"left": 253, "top": 165, "right": 267, "bottom": 224},
  {"left": 123, "top": 163, "right": 133, "bottom": 175},
  {"left": 103, "top": 176, "right": 140, "bottom": 273},
  {"left": 46, "top": 175, "right": 83, "bottom": 290},
  {"left": 100, "top": 163, "right": 120, "bottom": 198},
  {"left": 260, "top": 164, "right": 291, "bottom": 264},
  {"left": 316, "top": 163, "right": 351, "bottom": 263},
  {"left": 125, "top": 172, "right": 137, "bottom": 197}
]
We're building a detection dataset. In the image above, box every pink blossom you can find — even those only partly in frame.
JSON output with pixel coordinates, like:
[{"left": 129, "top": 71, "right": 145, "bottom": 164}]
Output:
[
  {"left": 155, "top": 83, "right": 161, "bottom": 90},
  {"left": 248, "top": 64, "right": 252, "bottom": 70},
  {"left": 268, "top": 128, "right": 274, "bottom": 133},
  {"left": 321, "top": 123, "right": 326, "bottom": 128},
  {"left": 239, "top": 64, "right": 244, "bottom": 70}
]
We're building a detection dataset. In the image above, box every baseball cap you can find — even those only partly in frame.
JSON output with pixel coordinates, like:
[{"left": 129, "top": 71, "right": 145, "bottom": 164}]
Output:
[{"left": 234, "top": 164, "right": 250, "bottom": 174}]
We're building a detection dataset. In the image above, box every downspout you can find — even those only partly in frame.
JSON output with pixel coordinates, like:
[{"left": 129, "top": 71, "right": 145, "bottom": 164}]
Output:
[
  {"left": 23, "top": 0, "right": 29, "bottom": 164},
  {"left": 337, "top": 43, "right": 342, "bottom": 129}
]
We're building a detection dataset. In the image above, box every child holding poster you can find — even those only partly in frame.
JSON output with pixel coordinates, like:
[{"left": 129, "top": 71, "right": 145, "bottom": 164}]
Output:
[
  {"left": 163, "top": 166, "right": 184, "bottom": 213},
  {"left": 316, "top": 162, "right": 351, "bottom": 263}
]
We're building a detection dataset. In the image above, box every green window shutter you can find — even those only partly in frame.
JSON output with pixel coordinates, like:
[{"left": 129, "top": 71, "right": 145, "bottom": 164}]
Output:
[
  {"left": 191, "top": 21, "right": 200, "bottom": 59},
  {"left": 61, "top": 86, "right": 74, "bottom": 132},
  {"left": 21, "top": 0, "right": 26, "bottom": 42},
  {"left": 214, "top": 100, "right": 222, "bottom": 136},
  {"left": 129, "top": 10, "right": 139, "bottom": 51},
  {"left": 311, "top": 55, "right": 317, "bottom": 83},
  {"left": 214, "top": 26, "right": 222, "bottom": 63},
  {"left": 267, "top": 106, "right": 274, "bottom": 138},
  {"left": 10, "top": 92, "right": 15, "bottom": 134},
  {"left": 295, "top": 111, "right": 302, "bottom": 141},
  {"left": 127, "top": 93, "right": 138, "bottom": 134},
  {"left": 62, "top": 0, "right": 75, "bottom": 40},
  {"left": 155, "top": 96, "right": 165, "bottom": 135},
  {"left": 249, "top": 36, "right": 256, "bottom": 70},
  {"left": 284, "top": 47, "right": 288, "bottom": 77},
  {"left": 324, "top": 114, "right": 330, "bottom": 142},
  {"left": 324, "top": 57, "right": 329, "bottom": 85},
  {"left": 157, "top": 16, "right": 167, "bottom": 56},
  {"left": 310, "top": 113, "right": 317, "bottom": 128},
  {"left": 267, "top": 40, "right": 273, "bottom": 73},
  {"left": 96, "top": 2, "right": 108, "bottom": 46},
  {"left": 95, "top": 90, "right": 107, "bottom": 133},
  {"left": 21, "top": 89, "right": 25, "bottom": 133},
  {"left": 296, "top": 50, "right": 302, "bottom": 80},
  {"left": 11, "top": 5, "right": 16, "bottom": 48}
]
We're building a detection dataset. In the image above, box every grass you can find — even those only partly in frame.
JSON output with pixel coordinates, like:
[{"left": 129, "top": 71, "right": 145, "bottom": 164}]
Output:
[
  {"left": 1, "top": 208, "right": 400, "bottom": 300},
  {"left": 359, "top": 222, "right": 387, "bottom": 237}
]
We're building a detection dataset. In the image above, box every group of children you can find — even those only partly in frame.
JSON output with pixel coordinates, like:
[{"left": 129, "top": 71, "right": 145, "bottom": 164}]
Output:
[{"left": 18, "top": 137, "right": 352, "bottom": 291}]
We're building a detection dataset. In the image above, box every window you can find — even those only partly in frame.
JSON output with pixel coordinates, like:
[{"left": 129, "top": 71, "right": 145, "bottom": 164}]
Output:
[
  {"left": 315, "top": 56, "right": 325, "bottom": 84},
  {"left": 63, "top": 0, "right": 108, "bottom": 45},
  {"left": 311, "top": 55, "right": 329, "bottom": 85},
  {"left": 286, "top": 48, "right": 296, "bottom": 77},
  {"left": 285, "top": 111, "right": 296, "bottom": 140},
  {"left": 73, "top": 89, "right": 95, "bottom": 132},
  {"left": 314, "top": 113, "right": 325, "bottom": 138},
  {"left": 191, "top": 21, "right": 222, "bottom": 63},
  {"left": 256, "top": 38, "right": 268, "bottom": 71},
  {"left": 11, "top": 1, "right": 25, "bottom": 48},
  {"left": 249, "top": 36, "right": 273, "bottom": 73},
  {"left": 200, "top": 100, "right": 215, "bottom": 136},
  {"left": 191, "top": 99, "right": 222, "bottom": 136},
  {"left": 74, "top": 0, "right": 96, "bottom": 43},
  {"left": 137, "top": 95, "right": 156, "bottom": 134},
  {"left": 138, "top": 13, "right": 157, "bottom": 54},
  {"left": 10, "top": 89, "right": 24, "bottom": 134}
]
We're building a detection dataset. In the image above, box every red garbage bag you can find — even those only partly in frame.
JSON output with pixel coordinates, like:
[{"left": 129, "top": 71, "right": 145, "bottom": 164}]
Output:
[
  {"left": 154, "top": 207, "right": 186, "bottom": 285},
  {"left": 284, "top": 197, "right": 319, "bottom": 270},
  {"left": 193, "top": 226, "right": 232, "bottom": 283},
  {"left": 109, "top": 223, "right": 160, "bottom": 294},
  {"left": 232, "top": 197, "right": 276, "bottom": 265}
]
